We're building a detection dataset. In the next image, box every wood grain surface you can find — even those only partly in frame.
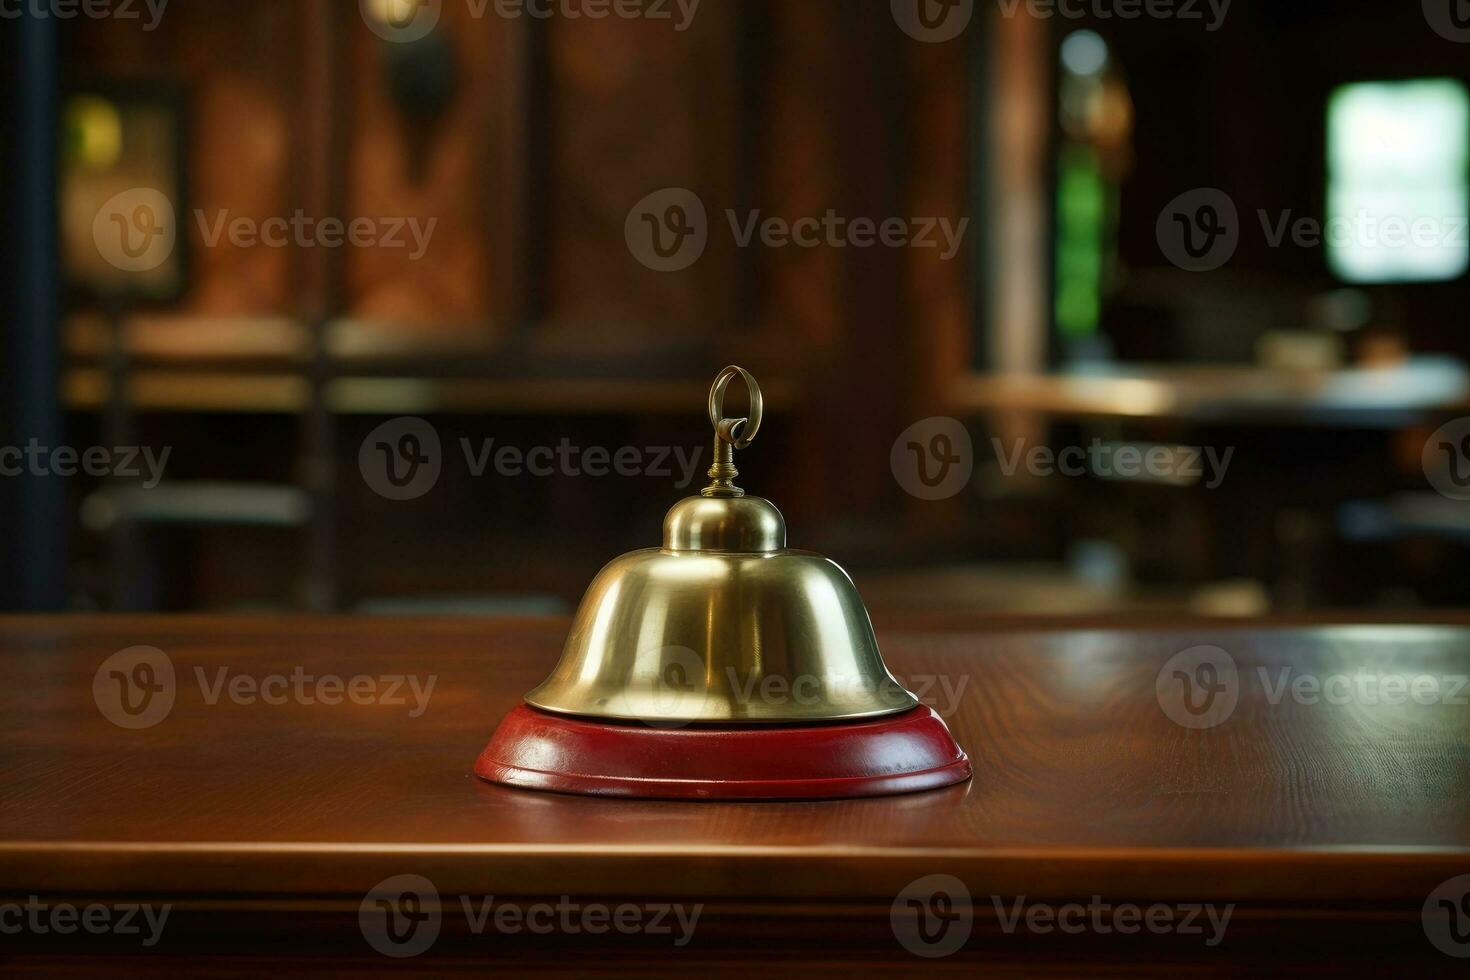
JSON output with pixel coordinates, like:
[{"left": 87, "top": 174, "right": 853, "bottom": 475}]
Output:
[{"left": 2, "top": 615, "right": 1469, "bottom": 974}]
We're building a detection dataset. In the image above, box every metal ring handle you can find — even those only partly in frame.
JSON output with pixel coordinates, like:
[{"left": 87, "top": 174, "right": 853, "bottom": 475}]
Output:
[{"left": 707, "top": 365, "right": 763, "bottom": 450}]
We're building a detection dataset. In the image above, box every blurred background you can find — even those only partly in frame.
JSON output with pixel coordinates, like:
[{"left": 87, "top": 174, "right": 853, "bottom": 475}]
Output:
[{"left": 3, "top": 0, "right": 1470, "bottom": 617}]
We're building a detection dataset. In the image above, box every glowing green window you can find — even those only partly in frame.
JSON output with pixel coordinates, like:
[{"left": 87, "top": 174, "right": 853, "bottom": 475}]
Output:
[{"left": 1326, "top": 79, "right": 1470, "bottom": 283}]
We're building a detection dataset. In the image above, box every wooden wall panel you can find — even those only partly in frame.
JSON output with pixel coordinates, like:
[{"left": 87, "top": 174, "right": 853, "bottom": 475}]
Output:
[
  {"left": 62, "top": 2, "right": 978, "bottom": 407},
  {"left": 542, "top": 6, "right": 739, "bottom": 345},
  {"left": 64, "top": 0, "right": 298, "bottom": 316},
  {"left": 345, "top": 4, "right": 510, "bottom": 327},
  {"left": 755, "top": 0, "right": 842, "bottom": 353},
  {"left": 907, "top": 31, "right": 972, "bottom": 412}
]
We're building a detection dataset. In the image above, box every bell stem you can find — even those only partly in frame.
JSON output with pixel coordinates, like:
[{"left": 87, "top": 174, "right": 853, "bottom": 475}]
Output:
[{"left": 702, "top": 433, "right": 744, "bottom": 497}]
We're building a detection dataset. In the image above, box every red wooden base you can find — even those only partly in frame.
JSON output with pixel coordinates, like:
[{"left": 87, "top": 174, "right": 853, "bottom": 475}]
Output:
[{"left": 474, "top": 704, "right": 972, "bottom": 800}]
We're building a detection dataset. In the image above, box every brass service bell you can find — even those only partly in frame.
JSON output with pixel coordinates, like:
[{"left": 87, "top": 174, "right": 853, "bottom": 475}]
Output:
[{"left": 475, "top": 366, "right": 971, "bottom": 800}]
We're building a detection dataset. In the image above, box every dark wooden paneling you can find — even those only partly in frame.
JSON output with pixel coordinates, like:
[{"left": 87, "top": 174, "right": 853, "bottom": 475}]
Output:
[
  {"left": 344, "top": 2, "right": 510, "bottom": 326},
  {"left": 64, "top": 0, "right": 300, "bottom": 315}
]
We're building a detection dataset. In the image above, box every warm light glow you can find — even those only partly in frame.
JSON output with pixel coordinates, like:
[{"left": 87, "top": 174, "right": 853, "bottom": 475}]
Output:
[
  {"left": 63, "top": 96, "right": 123, "bottom": 172},
  {"left": 362, "top": 0, "right": 424, "bottom": 28}
]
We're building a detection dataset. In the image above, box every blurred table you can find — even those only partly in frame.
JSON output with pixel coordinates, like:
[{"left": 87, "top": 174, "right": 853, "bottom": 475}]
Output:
[
  {"left": 951, "top": 357, "right": 1470, "bottom": 426},
  {"left": 2, "top": 615, "right": 1469, "bottom": 975}
]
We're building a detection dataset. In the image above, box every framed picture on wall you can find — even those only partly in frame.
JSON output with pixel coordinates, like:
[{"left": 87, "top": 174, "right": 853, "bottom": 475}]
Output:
[{"left": 60, "top": 81, "right": 188, "bottom": 304}]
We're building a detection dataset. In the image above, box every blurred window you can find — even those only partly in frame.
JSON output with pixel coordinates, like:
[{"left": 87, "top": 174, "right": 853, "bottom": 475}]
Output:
[{"left": 1326, "top": 79, "right": 1470, "bottom": 284}]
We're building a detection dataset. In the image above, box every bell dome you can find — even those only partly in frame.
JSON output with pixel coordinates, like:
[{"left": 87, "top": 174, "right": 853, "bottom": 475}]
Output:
[
  {"left": 662, "top": 494, "right": 786, "bottom": 553},
  {"left": 525, "top": 502, "right": 916, "bottom": 724}
]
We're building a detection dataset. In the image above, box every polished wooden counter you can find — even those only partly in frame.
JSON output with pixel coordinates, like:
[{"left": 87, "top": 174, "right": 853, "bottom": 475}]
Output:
[{"left": 2, "top": 615, "right": 1468, "bottom": 975}]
